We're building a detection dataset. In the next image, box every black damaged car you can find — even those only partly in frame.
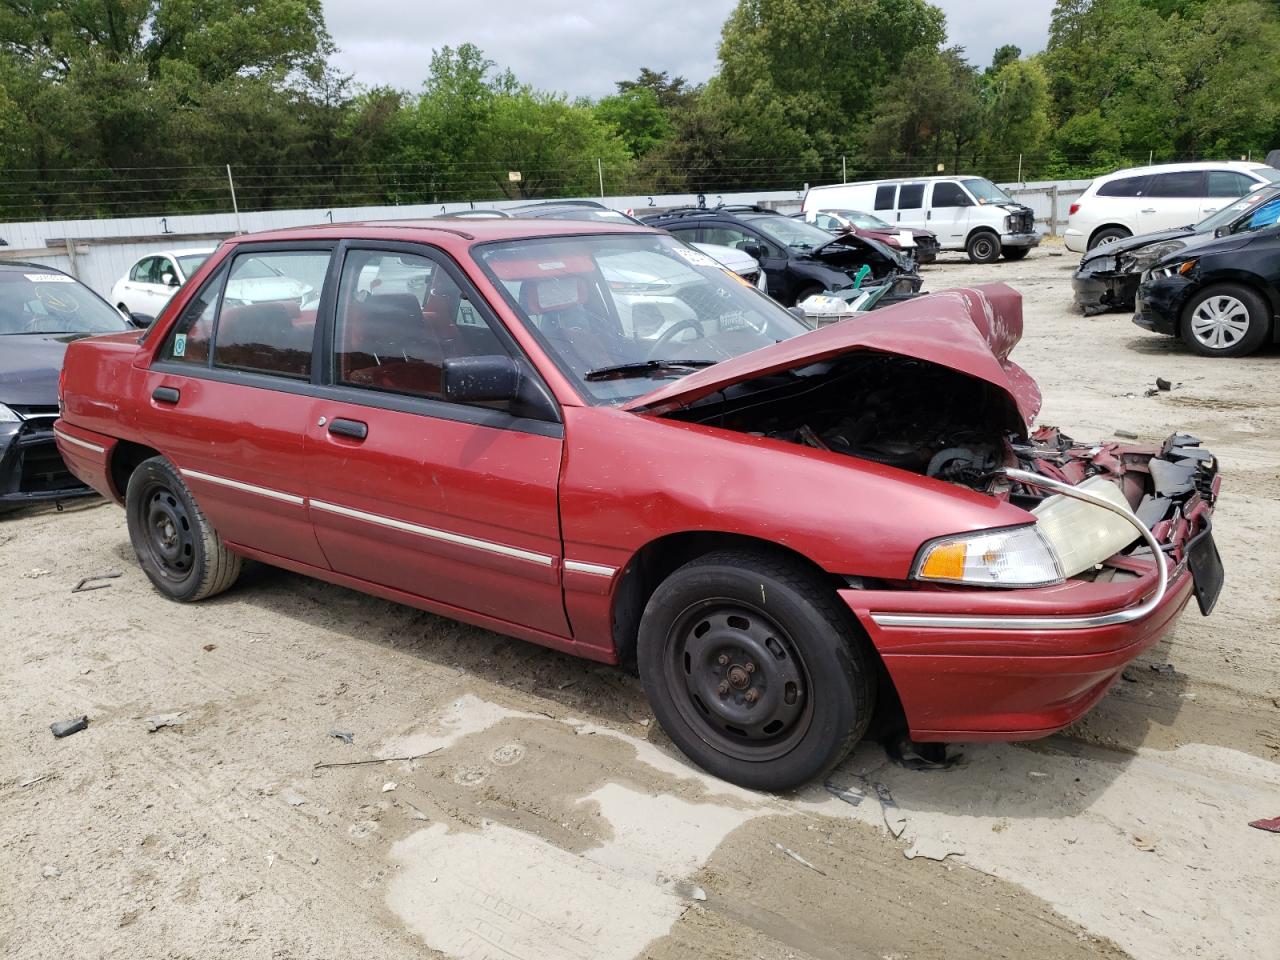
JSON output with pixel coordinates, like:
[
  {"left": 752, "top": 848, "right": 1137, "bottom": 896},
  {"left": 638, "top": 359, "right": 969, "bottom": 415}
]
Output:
[
  {"left": 1, "top": 261, "right": 131, "bottom": 511},
  {"left": 1075, "top": 186, "right": 1280, "bottom": 316},
  {"left": 1134, "top": 192, "right": 1280, "bottom": 357},
  {"left": 642, "top": 205, "right": 922, "bottom": 307}
]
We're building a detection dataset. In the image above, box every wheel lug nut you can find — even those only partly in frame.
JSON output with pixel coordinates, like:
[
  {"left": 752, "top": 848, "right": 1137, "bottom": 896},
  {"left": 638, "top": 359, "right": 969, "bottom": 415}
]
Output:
[
  {"left": 717, "top": 681, "right": 730, "bottom": 696},
  {"left": 744, "top": 689, "right": 759, "bottom": 703},
  {"left": 717, "top": 654, "right": 729, "bottom": 666},
  {"left": 744, "top": 662, "right": 755, "bottom": 674}
]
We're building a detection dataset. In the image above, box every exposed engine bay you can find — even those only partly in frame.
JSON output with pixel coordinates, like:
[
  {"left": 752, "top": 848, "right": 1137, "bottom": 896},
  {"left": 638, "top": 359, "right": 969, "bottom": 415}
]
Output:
[{"left": 667, "top": 352, "right": 1220, "bottom": 567}]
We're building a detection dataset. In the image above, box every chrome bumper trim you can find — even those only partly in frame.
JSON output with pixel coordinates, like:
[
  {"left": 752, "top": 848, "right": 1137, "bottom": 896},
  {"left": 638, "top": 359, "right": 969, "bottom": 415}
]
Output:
[{"left": 870, "top": 468, "right": 1170, "bottom": 631}]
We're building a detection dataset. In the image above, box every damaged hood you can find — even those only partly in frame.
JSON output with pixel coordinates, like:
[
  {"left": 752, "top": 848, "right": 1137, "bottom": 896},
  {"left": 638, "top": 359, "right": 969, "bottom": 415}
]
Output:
[
  {"left": 809, "top": 232, "right": 911, "bottom": 271},
  {"left": 1080, "top": 227, "right": 1195, "bottom": 266},
  {"left": 622, "top": 283, "right": 1041, "bottom": 425}
]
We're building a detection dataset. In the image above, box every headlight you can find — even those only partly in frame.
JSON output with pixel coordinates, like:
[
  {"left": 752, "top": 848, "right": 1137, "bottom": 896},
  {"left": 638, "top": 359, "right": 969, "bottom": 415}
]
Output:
[
  {"left": 913, "top": 476, "right": 1140, "bottom": 588},
  {"left": 1004, "top": 215, "right": 1014, "bottom": 231},
  {"left": 913, "top": 525, "right": 1062, "bottom": 587},
  {"left": 1121, "top": 240, "right": 1185, "bottom": 274},
  {"left": 0, "top": 403, "right": 21, "bottom": 423},
  {"left": 1152, "top": 258, "right": 1197, "bottom": 280}
]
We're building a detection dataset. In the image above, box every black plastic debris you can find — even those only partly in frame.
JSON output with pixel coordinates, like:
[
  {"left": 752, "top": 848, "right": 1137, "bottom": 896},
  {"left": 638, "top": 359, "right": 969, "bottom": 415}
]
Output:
[
  {"left": 1150, "top": 663, "right": 1176, "bottom": 675},
  {"left": 886, "top": 736, "right": 963, "bottom": 771},
  {"left": 329, "top": 730, "right": 355, "bottom": 745},
  {"left": 1156, "top": 377, "right": 1173, "bottom": 391},
  {"left": 71, "top": 572, "right": 122, "bottom": 593},
  {"left": 50, "top": 716, "right": 88, "bottom": 738}
]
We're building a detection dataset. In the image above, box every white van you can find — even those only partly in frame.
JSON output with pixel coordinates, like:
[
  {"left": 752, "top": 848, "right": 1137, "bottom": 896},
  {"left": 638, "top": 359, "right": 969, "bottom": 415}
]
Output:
[{"left": 802, "top": 176, "right": 1040, "bottom": 263}]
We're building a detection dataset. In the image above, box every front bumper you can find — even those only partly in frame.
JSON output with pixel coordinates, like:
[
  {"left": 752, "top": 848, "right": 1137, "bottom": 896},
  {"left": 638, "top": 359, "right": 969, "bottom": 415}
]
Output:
[
  {"left": 1133, "top": 275, "right": 1196, "bottom": 337},
  {"left": 1073, "top": 259, "right": 1140, "bottom": 315},
  {"left": 841, "top": 435, "right": 1219, "bottom": 742},
  {"left": 0, "top": 415, "right": 95, "bottom": 508},
  {"left": 1000, "top": 230, "right": 1041, "bottom": 249}
]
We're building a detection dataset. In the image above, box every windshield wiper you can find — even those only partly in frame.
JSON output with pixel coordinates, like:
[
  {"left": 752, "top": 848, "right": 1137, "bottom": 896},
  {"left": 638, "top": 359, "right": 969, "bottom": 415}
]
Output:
[{"left": 585, "top": 359, "right": 717, "bottom": 382}]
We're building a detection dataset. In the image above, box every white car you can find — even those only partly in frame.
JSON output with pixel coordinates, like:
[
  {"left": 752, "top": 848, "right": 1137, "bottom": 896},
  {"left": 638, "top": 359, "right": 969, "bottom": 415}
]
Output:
[
  {"left": 1065, "top": 161, "right": 1280, "bottom": 253},
  {"left": 111, "top": 247, "right": 215, "bottom": 322}
]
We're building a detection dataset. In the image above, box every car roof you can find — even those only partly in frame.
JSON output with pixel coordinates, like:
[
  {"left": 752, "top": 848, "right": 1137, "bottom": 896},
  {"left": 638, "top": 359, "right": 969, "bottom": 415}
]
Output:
[
  {"left": 1096, "top": 160, "right": 1271, "bottom": 181},
  {"left": 809, "top": 176, "right": 983, "bottom": 189},
  {"left": 0, "top": 259, "right": 72, "bottom": 275},
  {"left": 224, "top": 218, "right": 661, "bottom": 250}
]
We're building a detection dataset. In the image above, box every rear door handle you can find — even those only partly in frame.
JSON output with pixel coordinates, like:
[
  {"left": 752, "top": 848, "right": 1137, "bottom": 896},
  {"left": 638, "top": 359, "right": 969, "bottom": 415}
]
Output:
[
  {"left": 1141, "top": 208, "right": 1156, "bottom": 214},
  {"left": 328, "top": 418, "right": 368, "bottom": 441},
  {"left": 152, "top": 386, "right": 180, "bottom": 404}
]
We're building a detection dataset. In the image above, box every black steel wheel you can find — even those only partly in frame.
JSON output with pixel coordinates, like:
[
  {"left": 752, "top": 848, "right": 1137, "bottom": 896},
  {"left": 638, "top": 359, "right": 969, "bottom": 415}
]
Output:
[
  {"left": 638, "top": 549, "right": 875, "bottom": 791},
  {"left": 125, "top": 456, "right": 241, "bottom": 602},
  {"left": 966, "top": 231, "right": 1001, "bottom": 264}
]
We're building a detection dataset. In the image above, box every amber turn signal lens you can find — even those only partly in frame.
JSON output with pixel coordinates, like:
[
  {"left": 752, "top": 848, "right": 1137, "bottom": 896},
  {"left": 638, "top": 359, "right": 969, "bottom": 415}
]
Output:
[{"left": 919, "top": 542, "right": 967, "bottom": 581}]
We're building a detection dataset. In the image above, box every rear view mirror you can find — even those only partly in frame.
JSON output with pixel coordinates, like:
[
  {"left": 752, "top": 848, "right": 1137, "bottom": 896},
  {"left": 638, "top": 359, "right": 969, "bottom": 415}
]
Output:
[{"left": 442, "top": 355, "right": 522, "bottom": 403}]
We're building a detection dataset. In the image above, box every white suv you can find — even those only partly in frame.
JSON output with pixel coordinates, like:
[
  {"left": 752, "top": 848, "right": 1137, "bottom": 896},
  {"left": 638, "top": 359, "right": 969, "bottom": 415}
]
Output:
[{"left": 1065, "top": 161, "right": 1280, "bottom": 252}]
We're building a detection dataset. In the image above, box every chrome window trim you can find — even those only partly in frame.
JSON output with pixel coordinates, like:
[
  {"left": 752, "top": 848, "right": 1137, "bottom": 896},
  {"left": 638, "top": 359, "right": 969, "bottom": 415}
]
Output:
[
  {"left": 52, "top": 428, "right": 106, "bottom": 454},
  {"left": 308, "top": 499, "right": 554, "bottom": 567},
  {"left": 179, "top": 469, "right": 305, "bottom": 506},
  {"left": 872, "top": 468, "right": 1171, "bottom": 632}
]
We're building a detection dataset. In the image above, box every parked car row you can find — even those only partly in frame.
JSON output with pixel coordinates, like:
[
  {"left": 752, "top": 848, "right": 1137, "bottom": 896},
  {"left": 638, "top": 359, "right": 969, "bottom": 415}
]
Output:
[{"left": 1069, "top": 161, "right": 1280, "bottom": 357}]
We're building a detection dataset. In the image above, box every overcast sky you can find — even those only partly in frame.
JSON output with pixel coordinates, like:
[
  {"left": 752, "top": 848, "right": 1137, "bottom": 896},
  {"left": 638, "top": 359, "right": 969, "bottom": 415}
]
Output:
[{"left": 323, "top": 0, "right": 1056, "bottom": 97}]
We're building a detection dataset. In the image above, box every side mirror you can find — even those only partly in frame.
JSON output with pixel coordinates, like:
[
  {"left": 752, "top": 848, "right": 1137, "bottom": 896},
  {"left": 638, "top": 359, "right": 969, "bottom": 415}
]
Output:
[
  {"left": 442, "top": 355, "right": 522, "bottom": 403},
  {"left": 162, "top": 273, "right": 178, "bottom": 287},
  {"left": 1215, "top": 226, "right": 1228, "bottom": 238},
  {"left": 741, "top": 243, "right": 766, "bottom": 260},
  {"left": 128, "top": 312, "right": 153, "bottom": 328}
]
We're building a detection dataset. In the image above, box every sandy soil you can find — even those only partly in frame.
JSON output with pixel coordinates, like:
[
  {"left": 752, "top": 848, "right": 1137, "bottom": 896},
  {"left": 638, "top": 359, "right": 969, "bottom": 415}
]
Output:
[{"left": 2, "top": 241, "right": 1278, "bottom": 960}]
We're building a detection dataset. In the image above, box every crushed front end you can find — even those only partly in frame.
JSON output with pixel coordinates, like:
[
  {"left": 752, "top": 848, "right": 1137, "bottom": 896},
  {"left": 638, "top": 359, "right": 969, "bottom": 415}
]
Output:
[{"left": 0, "top": 405, "right": 94, "bottom": 510}]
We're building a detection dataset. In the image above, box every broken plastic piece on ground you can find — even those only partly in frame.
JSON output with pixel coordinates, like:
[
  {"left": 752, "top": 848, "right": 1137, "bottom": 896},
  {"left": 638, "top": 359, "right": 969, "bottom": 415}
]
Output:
[
  {"left": 773, "top": 842, "right": 826, "bottom": 875},
  {"left": 50, "top": 716, "right": 88, "bottom": 738},
  {"left": 329, "top": 730, "right": 354, "bottom": 744},
  {"left": 886, "top": 736, "right": 963, "bottom": 771},
  {"left": 874, "top": 781, "right": 907, "bottom": 837},
  {"left": 1248, "top": 817, "right": 1280, "bottom": 833},
  {"left": 71, "top": 571, "right": 122, "bottom": 593},
  {"left": 823, "top": 779, "right": 866, "bottom": 806},
  {"left": 1156, "top": 377, "right": 1173, "bottom": 391},
  {"left": 1121, "top": 668, "right": 1139, "bottom": 682},
  {"left": 144, "top": 712, "right": 184, "bottom": 732},
  {"left": 904, "top": 837, "right": 965, "bottom": 862},
  {"left": 1150, "top": 663, "right": 1176, "bottom": 674}
]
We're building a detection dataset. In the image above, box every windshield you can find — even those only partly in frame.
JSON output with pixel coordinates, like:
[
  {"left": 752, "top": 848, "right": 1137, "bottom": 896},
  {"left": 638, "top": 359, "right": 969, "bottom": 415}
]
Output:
[
  {"left": 961, "top": 178, "right": 1015, "bottom": 205},
  {"left": 1251, "top": 167, "right": 1280, "bottom": 183},
  {"left": 177, "top": 254, "right": 210, "bottom": 276},
  {"left": 1194, "top": 187, "right": 1280, "bottom": 232},
  {"left": 525, "top": 208, "right": 645, "bottom": 225},
  {"left": 0, "top": 271, "right": 130, "bottom": 335},
  {"left": 476, "top": 234, "right": 809, "bottom": 404},
  {"left": 748, "top": 215, "right": 836, "bottom": 251}
]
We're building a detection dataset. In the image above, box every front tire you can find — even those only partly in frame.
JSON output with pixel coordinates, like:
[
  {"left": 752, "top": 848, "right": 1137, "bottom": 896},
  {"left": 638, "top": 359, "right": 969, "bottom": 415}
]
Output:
[
  {"left": 1180, "top": 283, "right": 1271, "bottom": 358},
  {"left": 637, "top": 550, "right": 875, "bottom": 791},
  {"left": 966, "top": 231, "right": 1000, "bottom": 264},
  {"left": 125, "top": 456, "right": 242, "bottom": 602}
]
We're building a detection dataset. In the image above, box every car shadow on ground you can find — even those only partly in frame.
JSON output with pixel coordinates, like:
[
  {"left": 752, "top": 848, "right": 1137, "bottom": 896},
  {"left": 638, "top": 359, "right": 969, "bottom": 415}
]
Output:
[{"left": 190, "top": 555, "right": 1194, "bottom": 819}]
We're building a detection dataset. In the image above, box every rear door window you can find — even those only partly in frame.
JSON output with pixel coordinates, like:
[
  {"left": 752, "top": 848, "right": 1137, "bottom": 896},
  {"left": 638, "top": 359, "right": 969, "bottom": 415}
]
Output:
[
  {"left": 1146, "top": 171, "right": 1206, "bottom": 198},
  {"left": 898, "top": 183, "right": 926, "bottom": 209},
  {"left": 1097, "top": 175, "right": 1152, "bottom": 197},
  {"left": 210, "top": 251, "right": 329, "bottom": 379},
  {"left": 874, "top": 184, "right": 897, "bottom": 210}
]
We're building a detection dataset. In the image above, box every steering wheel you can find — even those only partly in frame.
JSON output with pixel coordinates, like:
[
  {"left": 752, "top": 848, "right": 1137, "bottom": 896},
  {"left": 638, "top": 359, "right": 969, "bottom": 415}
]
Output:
[{"left": 647, "top": 317, "right": 705, "bottom": 358}]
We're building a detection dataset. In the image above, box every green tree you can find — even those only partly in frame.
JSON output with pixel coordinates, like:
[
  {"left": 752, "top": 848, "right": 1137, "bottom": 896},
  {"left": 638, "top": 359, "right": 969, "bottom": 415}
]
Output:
[{"left": 594, "top": 87, "right": 674, "bottom": 157}]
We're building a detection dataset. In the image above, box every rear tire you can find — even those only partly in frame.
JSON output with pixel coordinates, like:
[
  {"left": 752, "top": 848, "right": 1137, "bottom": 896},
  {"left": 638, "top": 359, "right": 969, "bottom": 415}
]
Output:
[
  {"left": 965, "top": 231, "right": 1000, "bottom": 264},
  {"left": 1180, "top": 283, "right": 1271, "bottom": 358},
  {"left": 125, "top": 456, "right": 241, "bottom": 602},
  {"left": 1002, "top": 247, "right": 1030, "bottom": 261},
  {"left": 1088, "top": 226, "right": 1131, "bottom": 249},
  {"left": 637, "top": 549, "right": 875, "bottom": 791}
]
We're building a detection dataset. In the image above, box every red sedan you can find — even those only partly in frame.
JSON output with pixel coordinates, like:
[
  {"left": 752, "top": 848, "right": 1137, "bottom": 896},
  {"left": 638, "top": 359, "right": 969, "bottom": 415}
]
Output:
[{"left": 55, "top": 219, "right": 1223, "bottom": 790}]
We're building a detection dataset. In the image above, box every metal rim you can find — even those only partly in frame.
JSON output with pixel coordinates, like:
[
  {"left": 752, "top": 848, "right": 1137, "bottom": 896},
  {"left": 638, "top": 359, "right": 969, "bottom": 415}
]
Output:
[
  {"left": 663, "top": 598, "right": 813, "bottom": 762},
  {"left": 1190, "top": 294, "right": 1251, "bottom": 350},
  {"left": 971, "top": 235, "right": 997, "bottom": 260},
  {"left": 138, "top": 480, "right": 196, "bottom": 583}
]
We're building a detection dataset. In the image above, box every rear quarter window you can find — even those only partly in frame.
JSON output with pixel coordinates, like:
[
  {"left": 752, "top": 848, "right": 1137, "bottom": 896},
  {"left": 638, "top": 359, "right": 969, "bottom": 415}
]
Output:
[{"left": 1097, "top": 175, "right": 1152, "bottom": 198}]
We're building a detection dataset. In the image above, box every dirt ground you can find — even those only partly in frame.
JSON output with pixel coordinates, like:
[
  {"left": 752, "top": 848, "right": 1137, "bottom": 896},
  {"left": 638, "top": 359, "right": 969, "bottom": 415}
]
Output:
[{"left": 3, "top": 240, "right": 1278, "bottom": 960}]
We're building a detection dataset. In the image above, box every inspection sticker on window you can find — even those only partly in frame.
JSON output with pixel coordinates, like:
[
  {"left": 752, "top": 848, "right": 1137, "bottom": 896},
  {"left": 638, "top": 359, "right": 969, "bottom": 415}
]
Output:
[
  {"left": 25, "top": 273, "right": 75, "bottom": 283},
  {"left": 173, "top": 334, "right": 188, "bottom": 357},
  {"left": 672, "top": 247, "right": 719, "bottom": 268}
]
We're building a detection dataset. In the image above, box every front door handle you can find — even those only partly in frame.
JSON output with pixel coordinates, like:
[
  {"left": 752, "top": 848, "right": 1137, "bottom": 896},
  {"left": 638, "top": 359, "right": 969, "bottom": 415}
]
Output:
[
  {"left": 1141, "top": 208, "right": 1156, "bottom": 214},
  {"left": 152, "top": 386, "right": 180, "bottom": 404},
  {"left": 328, "top": 418, "right": 368, "bottom": 441}
]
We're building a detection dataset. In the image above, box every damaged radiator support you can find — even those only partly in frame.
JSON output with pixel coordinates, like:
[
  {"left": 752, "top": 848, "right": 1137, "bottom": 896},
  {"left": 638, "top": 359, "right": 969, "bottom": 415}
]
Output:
[{"left": 874, "top": 468, "right": 1170, "bottom": 632}]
